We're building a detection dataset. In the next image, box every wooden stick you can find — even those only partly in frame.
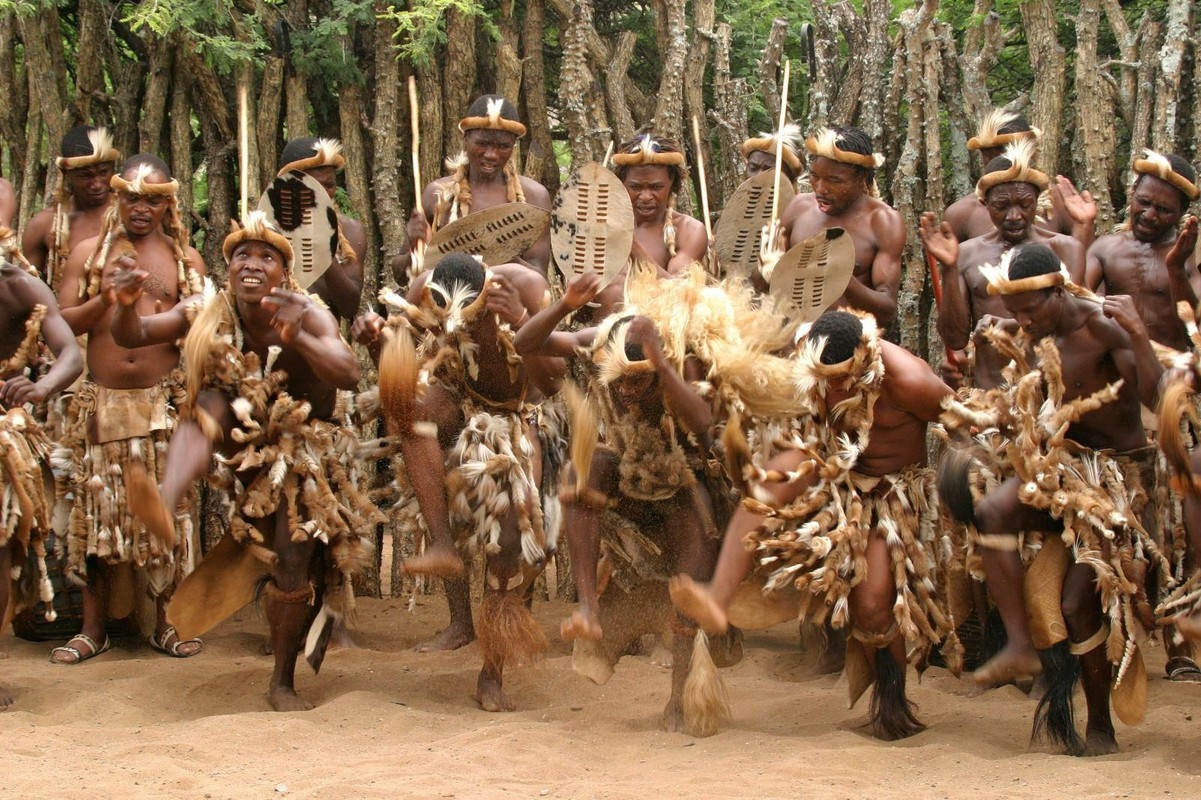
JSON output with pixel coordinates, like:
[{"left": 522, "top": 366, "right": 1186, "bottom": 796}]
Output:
[
  {"left": 602, "top": 140, "right": 614, "bottom": 169},
  {"left": 691, "top": 115, "right": 713, "bottom": 241},
  {"left": 238, "top": 81, "right": 249, "bottom": 220},
  {"left": 408, "top": 76, "right": 426, "bottom": 275},
  {"left": 769, "top": 59, "right": 791, "bottom": 226}
]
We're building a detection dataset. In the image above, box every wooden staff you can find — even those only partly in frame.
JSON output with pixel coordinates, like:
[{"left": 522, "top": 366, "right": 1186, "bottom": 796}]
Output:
[
  {"left": 602, "top": 140, "right": 614, "bottom": 169},
  {"left": 769, "top": 59, "right": 791, "bottom": 227},
  {"left": 408, "top": 76, "right": 426, "bottom": 274},
  {"left": 238, "top": 82, "right": 249, "bottom": 219},
  {"left": 691, "top": 116, "right": 713, "bottom": 241}
]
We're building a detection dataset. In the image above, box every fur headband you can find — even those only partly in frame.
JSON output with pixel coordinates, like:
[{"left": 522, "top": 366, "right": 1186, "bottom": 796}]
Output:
[
  {"left": 56, "top": 128, "right": 121, "bottom": 170},
  {"left": 222, "top": 210, "right": 295, "bottom": 280},
  {"left": 966, "top": 109, "right": 1041, "bottom": 151},
  {"left": 591, "top": 313, "right": 658, "bottom": 386},
  {"left": 612, "top": 135, "right": 687, "bottom": 168},
  {"left": 459, "top": 97, "right": 527, "bottom": 137},
  {"left": 1132, "top": 149, "right": 1200, "bottom": 201},
  {"left": 803, "top": 128, "right": 884, "bottom": 170},
  {"left": 110, "top": 163, "right": 179, "bottom": 196},
  {"left": 741, "top": 123, "right": 803, "bottom": 171},
  {"left": 980, "top": 248, "right": 1067, "bottom": 296},
  {"left": 976, "top": 138, "right": 1049, "bottom": 201},
  {"left": 794, "top": 311, "right": 882, "bottom": 385},
  {"left": 278, "top": 138, "right": 346, "bottom": 177}
]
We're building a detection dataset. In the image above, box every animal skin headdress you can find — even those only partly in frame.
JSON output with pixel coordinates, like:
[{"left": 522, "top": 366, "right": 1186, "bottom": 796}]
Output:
[
  {"left": 793, "top": 310, "right": 885, "bottom": 449},
  {"left": 803, "top": 128, "right": 884, "bottom": 170},
  {"left": 741, "top": 123, "right": 803, "bottom": 172},
  {"left": 110, "top": 163, "right": 180, "bottom": 196},
  {"left": 590, "top": 313, "right": 659, "bottom": 386},
  {"left": 966, "top": 109, "right": 1041, "bottom": 151},
  {"left": 56, "top": 127, "right": 121, "bottom": 170},
  {"left": 277, "top": 138, "right": 346, "bottom": 177},
  {"left": 975, "top": 138, "right": 1049, "bottom": 201},
  {"left": 459, "top": 96, "right": 527, "bottom": 137},
  {"left": 222, "top": 210, "right": 296, "bottom": 288},
  {"left": 1132, "top": 149, "right": 1200, "bottom": 201},
  {"left": 612, "top": 134, "right": 687, "bottom": 168},
  {"left": 979, "top": 248, "right": 1067, "bottom": 296}
]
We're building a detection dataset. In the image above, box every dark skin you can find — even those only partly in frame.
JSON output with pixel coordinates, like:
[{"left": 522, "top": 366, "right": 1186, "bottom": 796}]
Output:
[
  {"left": 516, "top": 271, "right": 717, "bottom": 730},
  {"left": 744, "top": 150, "right": 799, "bottom": 187},
  {"left": 353, "top": 264, "right": 562, "bottom": 672},
  {"left": 967, "top": 288, "right": 1147, "bottom": 755},
  {"left": 23, "top": 161, "right": 116, "bottom": 280},
  {"left": 0, "top": 266, "right": 83, "bottom": 710},
  {"left": 1085, "top": 178, "right": 1198, "bottom": 351},
  {"left": 123, "top": 238, "right": 360, "bottom": 711},
  {"left": 49, "top": 169, "right": 206, "bottom": 664},
  {"left": 780, "top": 156, "right": 904, "bottom": 329},
  {"left": 921, "top": 182, "right": 1085, "bottom": 388},
  {"left": 392, "top": 129, "right": 554, "bottom": 282},
  {"left": 0, "top": 177, "right": 15, "bottom": 228},
  {"left": 297, "top": 165, "right": 365, "bottom": 320},
  {"left": 670, "top": 340, "right": 951, "bottom": 739}
]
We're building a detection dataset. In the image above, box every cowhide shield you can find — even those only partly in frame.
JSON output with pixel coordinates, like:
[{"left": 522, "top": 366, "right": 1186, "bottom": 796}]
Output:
[
  {"left": 259, "top": 171, "right": 339, "bottom": 291},
  {"left": 550, "top": 162, "right": 633, "bottom": 285},
  {"left": 714, "top": 171, "right": 796, "bottom": 279},
  {"left": 425, "top": 202, "right": 550, "bottom": 272},
  {"left": 768, "top": 227, "right": 856, "bottom": 323}
]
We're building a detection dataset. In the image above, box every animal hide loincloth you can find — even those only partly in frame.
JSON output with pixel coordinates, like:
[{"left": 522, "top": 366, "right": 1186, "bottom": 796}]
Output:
[{"left": 0, "top": 407, "right": 55, "bottom": 617}]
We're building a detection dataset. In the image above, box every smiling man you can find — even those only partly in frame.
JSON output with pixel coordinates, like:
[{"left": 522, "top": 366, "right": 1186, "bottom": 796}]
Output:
[
  {"left": 779, "top": 126, "right": 904, "bottom": 329},
  {"left": 393, "top": 95, "right": 553, "bottom": 282},
  {"left": 23, "top": 126, "right": 122, "bottom": 293},
  {"left": 51, "top": 154, "right": 205, "bottom": 665}
]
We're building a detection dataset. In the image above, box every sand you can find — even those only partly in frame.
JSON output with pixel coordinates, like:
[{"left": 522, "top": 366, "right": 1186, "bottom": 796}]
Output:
[{"left": 3, "top": 595, "right": 1200, "bottom": 800}]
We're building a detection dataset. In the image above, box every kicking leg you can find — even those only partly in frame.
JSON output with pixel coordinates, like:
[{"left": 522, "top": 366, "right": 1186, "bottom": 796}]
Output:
[{"left": 559, "top": 452, "right": 618, "bottom": 642}]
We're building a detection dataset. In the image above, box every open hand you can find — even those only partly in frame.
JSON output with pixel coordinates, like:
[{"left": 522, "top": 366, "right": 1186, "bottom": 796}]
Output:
[
  {"left": 1168, "top": 215, "right": 1198, "bottom": 272},
  {"left": 107, "top": 264, "right": 150, "bottom": 308},
  {"left": 1053, "top": 175, "right": 1098, "bottom": 226},
  {"left": 758, "top": 219, "right": 784, "bottom": 282},
  {"left": 563, "top": 270, "right": 603, "bottom": 311},
  {"left": 261, "top": 289, "right": 311, "bottom": 344},
  {"left": 919, "top": 212, "right": 958, "bottom": 267},
  {"left": 486, "top": 273, "right": 526, "bottom": 326}
]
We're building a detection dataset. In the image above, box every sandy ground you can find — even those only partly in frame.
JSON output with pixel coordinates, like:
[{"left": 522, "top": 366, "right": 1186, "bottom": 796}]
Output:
[{"left": 2, "top": 593, "right": 1200, "bottom": 800}]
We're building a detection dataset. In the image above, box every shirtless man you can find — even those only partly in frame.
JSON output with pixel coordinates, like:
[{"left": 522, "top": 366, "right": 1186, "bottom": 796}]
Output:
[
  {"left": 0, "top": 256, "right": 83, "bottom": 708},
  {"left": 944, "top": 110, "right": 1041, "bottom": 243},
  {"left": 582, "top": 133, "right": 709, "bottom": 322},
  {"left": 23, "top": 126, "right": 121, "bottom": 292},
  {"left": 51, "top": 154, "right": 206, "bottom": 664},
  {"left": 276, "top": 137, "right": 366, "bottom": 319},
  {"left": 670, "top": 310, "right": 955, "bottom": 738},
  {"left": 780, "top": 126, "right": 903, "bottom": 329},
  {"left": 0, "top": 177, "right": 15, "bottom": 228},
  {"left": 921, "top": 139, "right": 1085, "bottom": 388},
  {"left": 120, "top": 211, "right": 374, "bottom": 710},
  {"left": 939, "top": 243, "right": 1156, "bottom": 755},
  {"left": 392, "top": 95, "right": 553, "bottom": 282},
  {"left": 515, "top": 269, "right": 721, "bottom": 729},
  {"left": 354, "top": 253, "right": 560, "bottom": 706}
]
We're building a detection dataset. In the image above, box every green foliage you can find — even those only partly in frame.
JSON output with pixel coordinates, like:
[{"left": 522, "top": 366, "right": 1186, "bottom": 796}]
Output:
[
  {"left": 0, "top": 0, "right": 45, "bottom": 16},
  {"left": 380, "top": 0, "right": 495, "bottom": 68},
  {"left": 290, "top": 0, "right": 374, "bottom": 86},
  {"left": 120, "top": 0, "right": 266, "bottom": 74}
]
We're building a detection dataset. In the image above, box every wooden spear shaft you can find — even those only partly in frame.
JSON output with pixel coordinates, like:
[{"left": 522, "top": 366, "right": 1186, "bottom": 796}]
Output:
[
  {"left": 769, "top": 59, "right": 791, "bottom": 226},
  {"left": 408, "top": 76, "right": 426, "bottom": 273},
  {"left": 690, "top": 116, "right": 713, "bottom": 241},
  {"left": 238, "top": 82, "right": 249, "bottom": 219}
]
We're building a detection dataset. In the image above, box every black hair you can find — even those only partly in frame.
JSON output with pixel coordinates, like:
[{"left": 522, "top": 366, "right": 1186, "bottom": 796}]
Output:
[
  {"left": 1007, "top": 243, "right": 1060, "bottom": 280},
  {"left": 465, "top": 94, "right": 521, "bottom": 122},
  {"left": 830, "top": 126, "right": 876, "bottom": 187},
  {"left": 61, "top": 125, "right": 102, "bottom": 158},
  {"left": 430, "top": 253, "right": 486, "bottom": 307},
  {"left": 624, "top": 341, "right": 646, "bottom": 361},
  {"left": 279, "top": 137, "right": 321, "bottom": 168},
  {"left": 809, "top": 310, "right": 864, "bottom": 365},
  {"left": 1133, "top": 153, "right": 1197, "bottom": 207},
  {"left": 997, "top": 113, "right": 1033, "bottom": 135},
  {"left": 614, "top": 132, "right": 684, "bottom": 193},
  {"left": 122, "top": 153, "right": 172, "bottom": 179}
]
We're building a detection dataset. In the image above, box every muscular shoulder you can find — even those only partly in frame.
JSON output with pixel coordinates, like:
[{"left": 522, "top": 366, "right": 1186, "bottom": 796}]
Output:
[
  {"left": 0, "top": 267, "right": 53, "bottom": 307},
  {"left": 1085, "top": 232, "right": 1124, "bottom": 263},
  {"left": 518, "top": 177, "right": 552, "bottom": 210},
  {"left": 944, "top": 193, "right": 980, "bottom": 221},
  {"left": 880, "top": 340, "right": 951, "bottom": 415},
  {"left": 24, "top": 208, "right": 54, "bottom": 239},
  {"left": 496, "top": 262, "right": 548, "bottom": 293},
  {"left": 1045, "top": 232, "right": 1083, "bottom": 263},
  {"left": 1081, "top": 302, "right": 1130, "bottom": 349}
]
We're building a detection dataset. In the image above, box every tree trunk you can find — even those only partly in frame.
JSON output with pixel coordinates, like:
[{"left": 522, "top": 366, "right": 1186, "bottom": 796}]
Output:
[
  {"left": 1020, "top": 0, "right": 1067, "bottom": 174},
  {"left": 170, "top": 53, "right": 194, "bottom": 234},
  {"left": 758, "top": 19, "right": 789, "bottom": 127},
  {"left": 19, "top": 9, "right": 68, "bottom": 203},
  {"left": 521, "top": 0, "right": 557, "bottom": 194},
  {"left": 339, "top": 81, "right": 377, "bottom": 307},
  {"left": 857, "top": 0, "right": 893, "bottom": 142},
  {"left": 257, "top": 55, "right": 285, "bottom": 189},
  {"left": 1100, "top": 0, "right": 1138, "bottom": 129},
  {"left": 561, "top": 0, "right": 599, "bottom": 164},
  {"left": 74, "top": 0, "right": 108, "bottom": 125},
  {"left": 0, "top": 15, "right": 28, "bottom": 193},
  {"left": 283, "top": 0, "right": 311, "bottom": 139},
  {"left": 1151, "top": 0, "right": 1190, "bottom": 151},
  {"left": 651, "top": 0, "right": 688, "bottom": 143},
  {"left": 237, "top": 60, "right": 262, "bottom": 212},
  {"left": 710, "top": 21, "right": 747, "bottom": 202},
  {"left": 1128, "top": 20, "right": 1163, "bottom": 188},
  {"left": 495, "top": 0, "right": 523, "bottom": 108},
  {"left": 936, "top": 23, "right": 973, "bottom": 198},
  {"left": 139, "top": 36, "right": 174, "bottom": 156},
  {"left": 442, "top": 8, "right": 477, "bottom": 157},
  {"left": 18, "top": 106, "right": 43, "bottom": 227},
  {"left": 683, "top": 0, "right": 716, "bottom": 219},
  {"left": 960, "top": 0, "right": 1002, "bottom": 123},
  {"left": 1073, "top": 0, "right": 1116, "bottom": 231},
  {"left": 416, "top": 64, "right": 443, "bottom": 204},
  {"left": 369, "top": 7, "right": 405, "bottom": 271},
  {"left": 604, "top": 32, "right": 639, "bottom": 146}
]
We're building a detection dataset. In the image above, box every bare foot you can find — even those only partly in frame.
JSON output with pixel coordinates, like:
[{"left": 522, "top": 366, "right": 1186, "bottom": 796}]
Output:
[
  {"left": 0, "top": 684, "right": 13, "bottom": 710},
  {"left": 415, "top": 621, "right": 474, "bottom": 653},
  {"left": 268, "top": 685, "right": 314, "bottom": 712},
  {"left": 708, "top": 627, "right": 744, "bottom": 669},
  {"left": 1080, "top": 726, "right": 1118, "bottom": 756},
  {"left": 474, "top": 670, "right": 514, "bottom": 712},
  {"left": 662, "top": 697, "right": 684, "bottom": 732},
  {"left": 668, "top": 576, "right": 728, "bottom": 635},
  {"left": 402, "top": 546, "right": 465, "bottom": 578},
  {"left": 560, "top": 608, "right": 603, "bottom": 642},
  {"left": 125, "top": 462, "right": 176, "bottom": 548},
  {"left": 972, "top": 645, "right": 1042, "bottom": 688},
  {"left": 1165, "top": 656, "right": 1201, "bottom": 683}
]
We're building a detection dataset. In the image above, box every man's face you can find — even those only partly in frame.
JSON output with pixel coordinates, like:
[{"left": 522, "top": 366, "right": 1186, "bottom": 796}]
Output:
[
  {"left": 1128, "top": 175, "right": 1184, "bottom": 244},
  {"left": 808, "top": 156, "right": 866, "bottom": 215},
  {"left": 985, "top": 182, "right": 1039, "bottom": 244},
  {"left": 117, "top": 171, "right": 171, "bottom": 238},
  {"left": 229, "top": 240, "right": 286, "bottom": 303},
  {"left": 745, "top": 151, "right": 775, "bottom": 180},
  {"left": 304, "top": 165, "right": 338, "bottom": 201},
  {"left": 1001, "top": 287, "right": 1061, "bottom": 340},
  {"left": 66, "top": 162, "right": 115, "bottom": 209},
  {"left": 464, "top": 129, "right": 517, "bottom": 178},
  {"left": 623, "top": 165, "right": 674, "bottom": 224}
]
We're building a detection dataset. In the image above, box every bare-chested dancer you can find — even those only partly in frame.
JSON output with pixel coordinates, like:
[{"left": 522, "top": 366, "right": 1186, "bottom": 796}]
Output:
[
  {"left": 670, "top": 310, "right": 959, "bottom": 739},
  {"left": 392, "top": 95, "right": 553, "bottom": 282},
  {"left": 51, "top": 155, "right": 205, "bottom": 664},
  {"left": 780, "top": 127, "right": 903, "bottom": 329},
  {"left": 921, "top": 139, "right": 1085, "bottom": 388},
  {"left": 354, "top": 253, "right": 560, "bottom": 705},
  {"left": 944, "top": 110, "right": 1041, "bottom": 243},
  {"left": 939, "top": 243, "right": 1158, "bottom": 755},
  {"left": 23, "top": 126, "right": 121, "bottom": 292},
  {"left": 276, "top": 137, "right": 366, "bottom": 319},
  {"left": 0, "top": 255, "right": 83, "bottom": 708},
  {"left": 120, "top": 211, "right": 376, "bottom": 710},
  {"left": 515, "top": 268, "right": 724, "bottom": 730}
]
